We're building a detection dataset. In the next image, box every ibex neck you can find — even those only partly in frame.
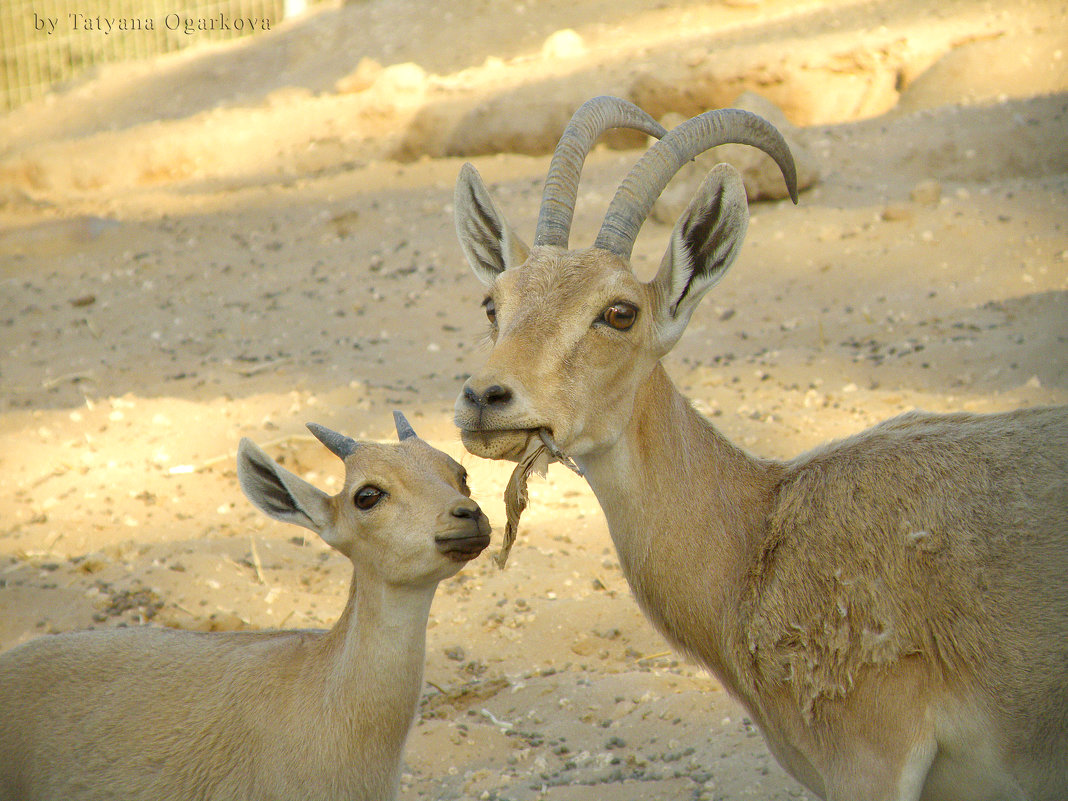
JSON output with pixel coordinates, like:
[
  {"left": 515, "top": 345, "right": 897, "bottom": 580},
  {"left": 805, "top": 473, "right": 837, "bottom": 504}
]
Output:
[
  {"left": 333, "top": 570, "right": 435, "bottom": 699},
  {"left": 576, "top": 363, "right": 782, "bottom": 692},
  {"left": 316, "top": 572, "right": 436, "bottom": 788}
]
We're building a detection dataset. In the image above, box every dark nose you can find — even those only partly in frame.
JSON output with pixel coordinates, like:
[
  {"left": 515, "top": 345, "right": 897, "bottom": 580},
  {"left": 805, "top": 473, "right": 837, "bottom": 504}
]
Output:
[
  {"left": 451, "top": 500, "right": 482, "bottom": 520},
  {"left": 463, "top": 383, "right": 512, "bottom": 408}
]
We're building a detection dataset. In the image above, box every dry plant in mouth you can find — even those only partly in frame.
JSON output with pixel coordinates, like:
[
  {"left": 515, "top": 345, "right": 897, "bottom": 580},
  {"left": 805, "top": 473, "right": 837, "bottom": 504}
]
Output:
[{"left": 496, "top": 429, "right": 582, "bottom": 568}]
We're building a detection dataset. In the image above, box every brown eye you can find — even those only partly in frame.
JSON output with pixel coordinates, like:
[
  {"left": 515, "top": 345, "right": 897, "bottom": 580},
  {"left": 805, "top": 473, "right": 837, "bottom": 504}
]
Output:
[
  {"left": 601, "top": 302, "right": 637, "bottom": 331},
  {"left": 459, "top": 469, "right": 470, "bottom": 496},
  {"left": 354, "top": 485, "right": 385, "bottom": 510},
  {"left": 482, "top": 297, "right": 497, "bottom": 326}
]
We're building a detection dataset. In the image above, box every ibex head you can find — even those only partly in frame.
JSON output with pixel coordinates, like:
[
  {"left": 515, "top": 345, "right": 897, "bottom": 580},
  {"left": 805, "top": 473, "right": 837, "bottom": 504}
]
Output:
[
  {"left": 238, "top": 413, "right": 490, "bottom": 585},
  {"left": 453, "top": 96, "right": 797, "bottom": 463}
]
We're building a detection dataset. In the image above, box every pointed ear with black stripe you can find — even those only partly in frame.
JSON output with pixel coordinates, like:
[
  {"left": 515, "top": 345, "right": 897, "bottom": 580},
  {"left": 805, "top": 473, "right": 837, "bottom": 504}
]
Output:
[
  {"left": 454, "top": 163, "right": 530, "bottom": 287},
  {"left": 237, "top": 438, "right": 337, "bottom": 543},
  {"left": 650, "top": 163, "right": 750, "bottom": 353}
]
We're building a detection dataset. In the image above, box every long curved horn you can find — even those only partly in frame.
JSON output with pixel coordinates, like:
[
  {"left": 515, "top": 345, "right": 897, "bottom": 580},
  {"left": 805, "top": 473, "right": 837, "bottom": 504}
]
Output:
[
  {"left": 306, "top": 422, "right": 358, "bottom": 460},
  {"left": 594, "top": 109, "right": 798, "bottom": 259},
  {"left": 533, "top": 96, "right": 668, "bottom": 250}
]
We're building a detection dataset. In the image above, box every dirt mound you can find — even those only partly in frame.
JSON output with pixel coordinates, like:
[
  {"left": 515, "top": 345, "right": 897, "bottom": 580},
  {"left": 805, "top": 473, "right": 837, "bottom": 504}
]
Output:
[{"left": 2, "top": 0, "right": 1064, "bottom": 200}]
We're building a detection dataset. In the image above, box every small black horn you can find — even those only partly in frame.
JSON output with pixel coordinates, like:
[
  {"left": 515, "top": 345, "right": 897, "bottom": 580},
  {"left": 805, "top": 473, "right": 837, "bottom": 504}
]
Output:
[
  {"left": 393, "top": 411, "right": 418, "bottom": 441},
  {"left": 306, "top": 422, "right": 358, "bottom": 459}
]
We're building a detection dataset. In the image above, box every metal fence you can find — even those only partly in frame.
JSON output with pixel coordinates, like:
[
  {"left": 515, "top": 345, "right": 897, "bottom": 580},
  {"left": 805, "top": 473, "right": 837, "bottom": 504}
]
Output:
[{"left": 0, "top": 0, "right": 302, "bottom": 111}]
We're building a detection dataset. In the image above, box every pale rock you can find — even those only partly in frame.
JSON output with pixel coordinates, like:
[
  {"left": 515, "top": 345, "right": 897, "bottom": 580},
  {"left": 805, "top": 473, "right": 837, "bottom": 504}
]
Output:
[
  {"left": 910, "top": 179, "right": 942, "bottom": 206},
  {"left": 541, "top": 29, "right": 587, "bottom": 60},
  {"left": 334, "top": 57, "right": 382, "bottom": 94}
]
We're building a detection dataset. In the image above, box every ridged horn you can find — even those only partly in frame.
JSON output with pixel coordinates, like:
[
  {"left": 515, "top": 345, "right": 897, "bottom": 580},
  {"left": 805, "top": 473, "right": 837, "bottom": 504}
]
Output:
[
  {"left": 533, "top": 96, "right": 668, "bottom": 250},
  {"left": 393, "top": 410, "right": 418, "bottom": 441},
  {"left": 594, "top": 108, "right": 798, "bottom": 259},
  {"left": 306, "top": 422, "right": 358, "bottom": 460}
]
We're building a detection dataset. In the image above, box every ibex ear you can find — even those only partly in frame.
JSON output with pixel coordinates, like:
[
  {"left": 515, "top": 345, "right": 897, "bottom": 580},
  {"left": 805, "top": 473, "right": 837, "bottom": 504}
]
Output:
[
  {"left": 237, "top": 438, "right": 334, "bottom": 537},
  {"left": 650, "top": 164, "right": 749, "bottom": 351},
  {"left": 454, "top": 163, "right": 530, "bottom": 287}
]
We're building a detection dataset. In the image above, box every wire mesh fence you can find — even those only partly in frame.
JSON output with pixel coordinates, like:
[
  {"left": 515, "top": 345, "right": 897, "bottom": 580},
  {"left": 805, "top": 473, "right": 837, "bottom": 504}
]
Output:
[{"left": 0, "top": 0, "right": 299, "bottom": 112}]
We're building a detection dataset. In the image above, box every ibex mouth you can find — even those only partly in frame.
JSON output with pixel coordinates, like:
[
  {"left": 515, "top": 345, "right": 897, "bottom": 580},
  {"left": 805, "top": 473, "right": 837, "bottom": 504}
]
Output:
[
  {"left": 459, "top": 427, "right": 535, "bottom": 461},
  {"left": 435, "top": 532, "right": 492, "bottom": 562},
  {"left": 459, "top": 427, "right": 583, "bottom": 476}
]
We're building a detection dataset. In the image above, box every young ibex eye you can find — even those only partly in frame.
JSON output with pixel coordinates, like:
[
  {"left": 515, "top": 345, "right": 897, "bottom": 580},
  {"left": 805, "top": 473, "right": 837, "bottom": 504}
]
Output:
[
  {"left": 601, "top": 302, "right": 638, "bottom": 331},
  {"left": 354, "top": 485, "right": 386, "bottom": 511},
  {"left": 482, "top": 297, "right": 497, "bottom": 326}
]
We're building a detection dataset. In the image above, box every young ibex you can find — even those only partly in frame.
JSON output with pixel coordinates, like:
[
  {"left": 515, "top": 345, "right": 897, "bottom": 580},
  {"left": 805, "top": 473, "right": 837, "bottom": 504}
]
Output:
[
  {"left": 0, "top": 413, "right": 490, "bottom": 801},
  {"left": 452, "top": 96, "right": 1068, "bottom": 800}
]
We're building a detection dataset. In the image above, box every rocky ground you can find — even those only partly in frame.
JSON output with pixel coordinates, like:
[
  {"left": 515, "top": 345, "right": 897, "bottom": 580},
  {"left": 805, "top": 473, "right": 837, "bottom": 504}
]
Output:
[{"left": 1, "top": 0, "right": 1066, "bottom": 798}]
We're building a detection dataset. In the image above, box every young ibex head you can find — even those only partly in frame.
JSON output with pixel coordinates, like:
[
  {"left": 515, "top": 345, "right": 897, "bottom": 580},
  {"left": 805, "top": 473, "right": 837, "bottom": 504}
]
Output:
[
  {"left": 239, "top": 412, "right": 490, "bottom": 585},
  {"left": 453, "top": 96, "right": 797, "bottom": 462}
]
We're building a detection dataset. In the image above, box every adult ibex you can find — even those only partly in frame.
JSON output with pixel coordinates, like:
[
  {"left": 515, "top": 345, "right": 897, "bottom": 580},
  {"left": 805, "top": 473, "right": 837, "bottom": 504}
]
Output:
[
  {"left": 452, "top": 96, "right": 1068, "bottom": 800},
  {"left": 0, "top": 414, "right": 490, "bottom": 801}
]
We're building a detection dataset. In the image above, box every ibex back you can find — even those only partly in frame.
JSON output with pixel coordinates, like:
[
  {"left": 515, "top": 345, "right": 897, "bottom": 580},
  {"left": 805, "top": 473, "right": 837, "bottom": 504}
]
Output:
[{"left": 452, "top": 96, "right": 1068, "bottom": 801}]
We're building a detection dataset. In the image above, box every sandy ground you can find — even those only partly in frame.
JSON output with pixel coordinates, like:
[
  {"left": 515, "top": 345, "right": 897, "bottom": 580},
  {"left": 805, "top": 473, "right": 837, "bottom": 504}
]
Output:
[{"left": 1, "top": 0, "right": 1066, "bottom": 798}]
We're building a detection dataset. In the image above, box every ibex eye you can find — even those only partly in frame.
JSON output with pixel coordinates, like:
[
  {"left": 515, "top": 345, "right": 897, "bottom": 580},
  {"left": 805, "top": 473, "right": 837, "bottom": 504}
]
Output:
[
  {"left": 482, "top": 297, "right": 497, "bottom": 326},
  {"left": 354, "top": 485, "right": 385, "bottom": 510},
  {"left": 601, "top": 302, "right": 638, "bottom": 331}
]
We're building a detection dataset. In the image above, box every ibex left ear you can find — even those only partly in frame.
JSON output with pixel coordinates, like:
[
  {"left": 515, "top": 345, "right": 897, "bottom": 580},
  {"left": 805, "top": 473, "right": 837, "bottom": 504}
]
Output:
[
  {"left": 237, "top": 439, "right": 334, "bottom": 535},
  {"left": 650, "top": 164, "right": 749, "bottom": 351},
  {"left": 454, "top": 163, "right": 531, "bottom": 287}
]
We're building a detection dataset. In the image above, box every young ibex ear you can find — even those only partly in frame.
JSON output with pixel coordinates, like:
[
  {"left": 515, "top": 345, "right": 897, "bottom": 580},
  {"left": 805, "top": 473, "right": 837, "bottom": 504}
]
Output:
[
  {"left": 454, "top": 163, "right": 530, "bottom": 287},
  {"left": 651, "top": 164, "right": 750, "bottom": 351},
  {"left": 237, "top": 438, "right": 335, "bottom": 539}
]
